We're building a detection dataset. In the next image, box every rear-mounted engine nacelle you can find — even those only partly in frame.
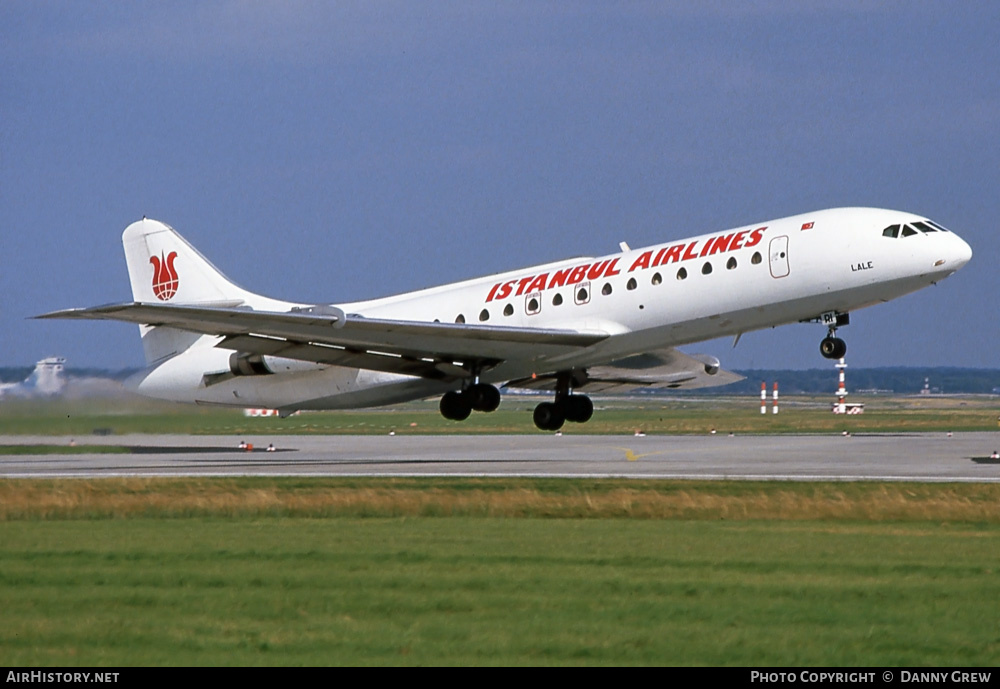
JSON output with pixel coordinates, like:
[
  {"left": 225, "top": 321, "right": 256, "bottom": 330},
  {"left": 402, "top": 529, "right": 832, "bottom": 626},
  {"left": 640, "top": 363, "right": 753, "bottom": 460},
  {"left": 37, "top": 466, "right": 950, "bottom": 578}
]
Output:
[{"left": 229, "top": 352, "right": 326, "bottom": 376}]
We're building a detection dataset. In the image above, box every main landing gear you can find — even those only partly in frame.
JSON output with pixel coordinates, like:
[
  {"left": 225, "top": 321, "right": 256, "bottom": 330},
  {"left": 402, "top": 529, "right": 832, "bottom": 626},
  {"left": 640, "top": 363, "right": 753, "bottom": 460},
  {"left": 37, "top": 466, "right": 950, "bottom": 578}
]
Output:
[
  {"left": 818, "top": 311, "right": 849, "bottom": 360},
  {"left": 532, "top": 372, "right": 593, "bottom": 432},
  {"left": 533, "top": 393, "right": 593, "bottom": 431},
  {"left": 437, "top": 372, "right": 595, "bottom": 432},
  {"left": 439, "top": 383, "right": 501, "bottom": 421}
]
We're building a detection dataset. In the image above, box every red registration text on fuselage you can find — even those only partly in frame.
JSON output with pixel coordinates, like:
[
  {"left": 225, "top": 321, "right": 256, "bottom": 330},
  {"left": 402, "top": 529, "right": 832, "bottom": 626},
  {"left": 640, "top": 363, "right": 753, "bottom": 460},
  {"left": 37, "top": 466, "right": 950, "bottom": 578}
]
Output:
[{"left": 485, "top": 227, "right": 767, "bottom": 302}]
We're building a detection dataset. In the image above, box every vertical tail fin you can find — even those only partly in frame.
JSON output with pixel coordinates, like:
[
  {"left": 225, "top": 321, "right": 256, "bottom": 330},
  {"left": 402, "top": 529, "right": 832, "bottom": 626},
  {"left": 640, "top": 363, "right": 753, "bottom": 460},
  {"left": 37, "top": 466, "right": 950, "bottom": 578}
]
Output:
[
  {"left": 123, "top": 218, "right": 255, "bottom": 305},
  {"left": 122, "top": 218, "right": 289, "bottom": 364}
]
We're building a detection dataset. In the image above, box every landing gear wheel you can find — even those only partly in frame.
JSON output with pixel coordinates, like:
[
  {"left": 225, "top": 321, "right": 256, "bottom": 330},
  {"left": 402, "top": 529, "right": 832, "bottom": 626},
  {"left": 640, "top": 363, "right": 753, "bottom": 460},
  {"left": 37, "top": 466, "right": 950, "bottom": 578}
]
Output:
[
  {"left": 820, "top": 336, "right": 847, "bottom": 359},
  {"left": 439, "top": 390, "right": 472, "bottom": 421},
  {"left": 563, "top": 395, "right": 594, "bottom": 423},
  {"left": 533, "top": 402, "right": 565, "bottom": 431},
  {"left": 468, "top": 383, "right": 501, "bottom": 412}
]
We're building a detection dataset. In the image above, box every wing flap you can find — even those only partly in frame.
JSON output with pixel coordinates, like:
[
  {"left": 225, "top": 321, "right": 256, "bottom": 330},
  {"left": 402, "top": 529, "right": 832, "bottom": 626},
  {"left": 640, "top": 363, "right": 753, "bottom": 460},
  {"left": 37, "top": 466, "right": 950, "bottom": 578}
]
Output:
[
  {"left": 217, "top": 334, "right": 471, "bottom": 380},
  {"left": 38, "top": 302, "right": 607, "bottom": 371},
  {"left": 507, "top": 348, "right": 744, "bottom": 393}
]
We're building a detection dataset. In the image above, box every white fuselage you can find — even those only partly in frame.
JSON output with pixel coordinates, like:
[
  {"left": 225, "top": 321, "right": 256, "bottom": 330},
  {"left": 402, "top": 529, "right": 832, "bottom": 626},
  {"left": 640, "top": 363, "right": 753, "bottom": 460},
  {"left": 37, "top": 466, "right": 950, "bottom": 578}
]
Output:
[{"left": 126, "top": 207, "right": 972, "bottom": 411}]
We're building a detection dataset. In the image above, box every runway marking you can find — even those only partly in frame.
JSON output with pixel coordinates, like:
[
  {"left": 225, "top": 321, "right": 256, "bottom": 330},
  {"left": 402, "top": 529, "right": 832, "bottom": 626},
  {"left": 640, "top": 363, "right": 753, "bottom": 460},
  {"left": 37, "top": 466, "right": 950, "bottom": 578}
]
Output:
[{"left": 616, "top": 447, "right": 670, "bottom": 462}]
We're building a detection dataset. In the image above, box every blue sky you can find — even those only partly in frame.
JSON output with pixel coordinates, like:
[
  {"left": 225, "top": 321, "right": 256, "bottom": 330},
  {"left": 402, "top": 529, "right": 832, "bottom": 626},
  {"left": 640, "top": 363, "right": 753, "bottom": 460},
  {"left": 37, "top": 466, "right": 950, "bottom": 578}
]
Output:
[{"left": 2, "top": 2, "right": 998, "bottom": 371}]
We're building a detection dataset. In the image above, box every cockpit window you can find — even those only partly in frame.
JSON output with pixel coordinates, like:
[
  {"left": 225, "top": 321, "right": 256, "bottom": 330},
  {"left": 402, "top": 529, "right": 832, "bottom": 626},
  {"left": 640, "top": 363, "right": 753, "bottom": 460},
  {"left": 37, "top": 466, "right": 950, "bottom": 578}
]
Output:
[{"left": 884, "top": 219, "right": 950, "bottom": 239}]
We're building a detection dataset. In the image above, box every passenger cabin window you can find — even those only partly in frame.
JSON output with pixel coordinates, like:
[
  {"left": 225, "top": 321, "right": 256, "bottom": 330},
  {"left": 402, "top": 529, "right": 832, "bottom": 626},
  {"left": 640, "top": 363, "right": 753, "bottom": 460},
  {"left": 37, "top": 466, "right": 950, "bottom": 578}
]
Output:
[
  {"left": 751, "top": 252, "right": 762, "bottom": 265},
  {"left": 526, "top": 293, "right": 541, "bottom": 315},
  {"left": 553, "top": 293, "right": 564, "bottom": 306},
  {"left": 726, "top": 257, "right": 737, "bottom": 270},
  {"left": 602, "top": 283, "right": 613, "bottom": 296},
  {"left": 503, "top": 303, "right": 514, "bottom": 317},
  {"left": 677, "top": 267, "right": 688, "bottom": 280},
  {"left": 575, "top": 282, "right": 591, "bottom": 305},
  {"left": 702, "top": 262, "right": 713, "bottom": 275},
  {"left": 627, "top": 277, "right": 637, "bottom": 290},
  {"left": 479, "top": 309, "right": 490, "bottom": 322},
  {"left": 651, "top": 272, "right": 662, "bottom": 285}
]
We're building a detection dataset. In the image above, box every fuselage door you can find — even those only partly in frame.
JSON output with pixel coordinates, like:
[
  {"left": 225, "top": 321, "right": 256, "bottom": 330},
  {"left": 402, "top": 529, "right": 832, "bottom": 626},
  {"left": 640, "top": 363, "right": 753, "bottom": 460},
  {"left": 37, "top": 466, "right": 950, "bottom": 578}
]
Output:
[{"left": 769, "top": 235, "right": 790, "bottom": 278}]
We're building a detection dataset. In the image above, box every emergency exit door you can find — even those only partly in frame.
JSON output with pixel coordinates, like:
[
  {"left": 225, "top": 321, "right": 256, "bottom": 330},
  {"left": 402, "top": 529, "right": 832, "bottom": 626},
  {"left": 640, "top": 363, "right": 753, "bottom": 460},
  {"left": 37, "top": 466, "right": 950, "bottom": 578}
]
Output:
[{"left": 769, "top": 235, "right": 790, "bottom": 278}]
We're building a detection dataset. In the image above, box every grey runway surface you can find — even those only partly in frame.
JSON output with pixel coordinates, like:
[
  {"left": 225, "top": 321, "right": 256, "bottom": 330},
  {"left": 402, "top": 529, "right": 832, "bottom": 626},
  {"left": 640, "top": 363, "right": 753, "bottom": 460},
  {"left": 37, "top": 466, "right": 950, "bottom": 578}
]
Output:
[{"left": 3, "top": 432, "right": 1000, "bottom": 481}]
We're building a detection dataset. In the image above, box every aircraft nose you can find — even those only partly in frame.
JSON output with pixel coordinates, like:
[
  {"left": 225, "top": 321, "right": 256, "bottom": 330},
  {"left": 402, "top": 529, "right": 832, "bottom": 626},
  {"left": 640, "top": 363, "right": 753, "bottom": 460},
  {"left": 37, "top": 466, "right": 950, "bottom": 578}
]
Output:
[{"left": 950, "top": 232, "right": 973, "bottom": 269}]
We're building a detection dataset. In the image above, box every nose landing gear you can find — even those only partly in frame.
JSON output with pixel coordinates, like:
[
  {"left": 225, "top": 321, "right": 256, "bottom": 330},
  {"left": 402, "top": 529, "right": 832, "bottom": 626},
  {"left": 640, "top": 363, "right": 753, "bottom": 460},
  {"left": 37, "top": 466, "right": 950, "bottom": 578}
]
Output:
[
  {"left": 817, "top": 311, "right": 849, "bottom": 360},
  {"left": 820, "top": 334, "right": 847, "bottom": 359}
]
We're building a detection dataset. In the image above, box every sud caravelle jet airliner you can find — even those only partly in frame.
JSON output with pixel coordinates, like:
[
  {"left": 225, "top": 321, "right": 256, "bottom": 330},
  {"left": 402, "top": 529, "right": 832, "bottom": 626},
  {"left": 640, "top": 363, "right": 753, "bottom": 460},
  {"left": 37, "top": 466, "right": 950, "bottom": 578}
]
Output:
[{"left": 40, "top": 208, "right": 971, "bottom": 431}]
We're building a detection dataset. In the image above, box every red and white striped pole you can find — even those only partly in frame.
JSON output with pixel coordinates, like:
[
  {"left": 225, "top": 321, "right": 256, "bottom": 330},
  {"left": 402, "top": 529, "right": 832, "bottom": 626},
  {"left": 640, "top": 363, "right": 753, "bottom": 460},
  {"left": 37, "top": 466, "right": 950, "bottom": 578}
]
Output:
[
  {"left": 772, "top": 381, "right": 779, "bottom": 414},
  {"left": 760, "top": 381, "right": 767, "bottom": 414},
  {"left": 836, "top": 358, "right": 847, "bottom": 414}
]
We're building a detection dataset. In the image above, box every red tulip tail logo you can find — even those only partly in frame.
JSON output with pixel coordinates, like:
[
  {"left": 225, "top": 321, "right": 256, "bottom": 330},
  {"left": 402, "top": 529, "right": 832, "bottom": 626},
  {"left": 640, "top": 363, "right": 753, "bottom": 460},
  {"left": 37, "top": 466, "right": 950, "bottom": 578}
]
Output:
[{"left": 150, "top": 251, "right": 179, "bottom": 300}]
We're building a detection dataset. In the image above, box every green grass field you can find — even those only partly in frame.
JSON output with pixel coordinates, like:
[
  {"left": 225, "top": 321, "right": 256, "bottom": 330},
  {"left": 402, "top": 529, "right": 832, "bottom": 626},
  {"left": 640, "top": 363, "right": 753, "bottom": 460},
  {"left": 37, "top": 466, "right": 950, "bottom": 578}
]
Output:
[
  {"left": 0, "top": 478, "right": 999, "bottom": 666},
  {"left": 3, "top": 395, "right": 999, "bottom": 665},
  {"left": 1, "top": 514, "right": 997, "bottom": 666},
  {"left": 2, "top": 394, "right": 999, "bottom": 436}
]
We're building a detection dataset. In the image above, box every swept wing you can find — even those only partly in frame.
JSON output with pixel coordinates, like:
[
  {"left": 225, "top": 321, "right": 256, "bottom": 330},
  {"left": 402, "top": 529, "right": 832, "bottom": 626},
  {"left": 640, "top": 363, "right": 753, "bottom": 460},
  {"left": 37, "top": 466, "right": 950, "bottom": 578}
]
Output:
[{"left": 38, "top": 302, "right": 607, "bottom": 381}]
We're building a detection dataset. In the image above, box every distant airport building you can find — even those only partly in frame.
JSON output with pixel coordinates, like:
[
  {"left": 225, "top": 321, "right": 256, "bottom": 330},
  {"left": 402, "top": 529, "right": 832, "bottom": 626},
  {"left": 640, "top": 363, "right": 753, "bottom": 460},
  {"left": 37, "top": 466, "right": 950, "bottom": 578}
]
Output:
[{"left": 0, "top": 357, "right": 67, "bottom": 398}]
